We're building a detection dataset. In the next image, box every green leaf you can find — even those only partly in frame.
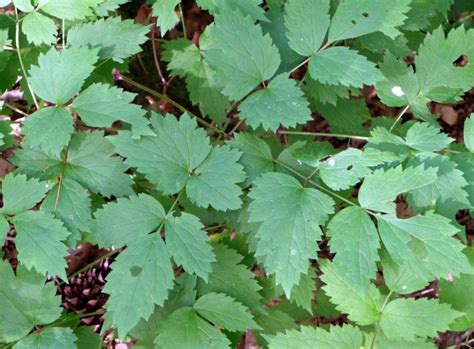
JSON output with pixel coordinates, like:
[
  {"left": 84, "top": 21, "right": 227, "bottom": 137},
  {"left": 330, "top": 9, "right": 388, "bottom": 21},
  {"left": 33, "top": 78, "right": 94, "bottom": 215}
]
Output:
[
  {"left": 104, "top": 234, "right": 174, "bottom": 341},
  {"left": 319, "top": 148, "right": 371, "bottom": 190},
  {"left": 291, "top": 141, "right": 335, "bottom": 167},
  {"left": 358, "top": 165, "right": 438, "bottom": 213},
  {"left": 186, "top": 145, "right": 246, "bottom": 211},
  {"left": 155, "top": 307, "right": 231, "bottom": 349},
  {"left": 267, "top": 324, "right": 363, "bottom": 349},
  {"left": 194, "top": 292, "right": 259, "bottom": 332},
  {"left": 309, "top": 47, "right": 383, "bottom": 87},
  {"left": 284, "top": 0, "right": 330, "bottom": 56},
  {"left": 465, "top": 114, "right": 474, "bottom": 152},
  {"left": 327, "top": 207, "right": 379, "bottom": 292},
  {"left": 41, "top": 179, "right": 91, "bottom": 235},
  {"left": 328, "top": 0, "right": 411, "bottom": 42},
  {"left": 238, "top": 74, "right": 311, "bottom": 131},
  {"left": 22, "top": 107, "right": 73, "bottom": 157},
  {"left": 196, "top": 0, "right": 266, "bottom": 22},
  {"left": 38, "top": 0, "right": 96, "bottom": 20},
  {"left": 111, "top": 115, "right": 245, "bottom": 211},
  {"left": 165, "top": 213, "right": 215, "bottom": 281},
  {"left": 65, "top": 131, "right": 133, "bottom": 197},
  {"left": 320, "top": 261, "right": 382, "bottom": 326},
  {"left": 28, "top": 47, "right": 98, "bottom": 104},
  {"left": 381, "top": 251, "right": 429, "bottom": 295},
  {"left": 439, "top": 247, "right": 474, "bottom": 331},
  {"left": 380, "top": 298, "right": 461, "bottom": 342},
  {"left": 74, "top": 327, "right": 101, "bottom": 349},
  {"left": 303, "top": 76, "right": 349, "bottom": 106},
  {"left": 230, "top": 133, "right": 275, "bottom": 187},
  {"left": 315, "top": 98, "right": 371, "bottom": 135},
  {"left": 0, "top": 173, "right": 51, "bottom": 215},
  {"left": 152, "top": 0, "right": 180, "bottom": 36},
  {"left": 93, "top": 194, "right": 164, "bottom": 247},
  {"left": 249, "top": 172, "right": 334, "bottom": 296},
  {"left": 13, "top": 0, "right": 34, "bottom": 12},
  {"left": 197, "top": 245, "right": 263, "bottom": 311},
  {"left": 13, "top": 211, "right": 70, "bottom": 279},
  {"left": 202, "top": 10, "right": 281, "bottom": 100},
  {"left": 404, "top": 122, "right": 453, "bottom": 152},
  {"left": 0, "top": 261, "right": 62, "bottom": 342},
  {"left": 289, "top": 266, "right": 316, "bottom": 313},
  {"left": 22, "top": 12, "right": 57, "bottom": 45},
  {"left": 67, "top": 17, "right": 149, "bottom": 62},
  {"left": 13, "top": 328, "right": 77, "bottom": 349},
  {"left": 377, "top": 213, "right": 472, "bottom": 282},
  {"left": 71, "top": 83, "right": 152, "bottom": 137}
]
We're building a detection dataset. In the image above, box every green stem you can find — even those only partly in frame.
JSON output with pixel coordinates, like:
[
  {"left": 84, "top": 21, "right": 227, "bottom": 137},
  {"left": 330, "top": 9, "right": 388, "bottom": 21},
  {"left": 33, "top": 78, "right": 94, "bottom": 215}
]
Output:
[
  {"left": 64, "top": 250, "right": 118, "bottom": 282},
  {"left": 369, "top": 291, "right": 394, "bottom": 349},
  {"left": 156, "top": 190, "right": 184, "bottom": 233},
  {"left": 178, "top": 3, "right": 187, "bottom": 39},
  {"left": 121, "top": 76, "right": 225, "bottom": 135},
  {"left": 14, "top": 7, "right": 39, "bottom": 110},
  {"left": 229, "top": 118, "right": 244, "bottom": 134},
  {"left": 389, "top": 105, "right": 410, "bottom": 131},
  {"left": 279, "top": 130, "right": 369, "bottom": 141},
  {"left": 289, "top": 57, "right": 310, "bottom": 74}
]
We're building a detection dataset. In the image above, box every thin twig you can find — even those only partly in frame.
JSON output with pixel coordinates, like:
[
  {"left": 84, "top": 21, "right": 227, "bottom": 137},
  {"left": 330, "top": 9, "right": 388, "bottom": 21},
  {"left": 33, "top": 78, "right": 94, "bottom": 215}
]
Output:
[
  {"left": 178, "top": 4, "right": 187, "bottom": 39},
  {"left": 4, "top": 102, "right": 29, "bottom": 117},
  {"left": 151, "top": 18, "right": 168, "bottom": 94},
  {"left": 54, "top": 147, "right": 69, "bottom": 212},
  {"left": 389, "top": 105, "right": 410, "bottom": 131},
  {"left": 121, "top": 75, "right": 225, "bottom": 135}
]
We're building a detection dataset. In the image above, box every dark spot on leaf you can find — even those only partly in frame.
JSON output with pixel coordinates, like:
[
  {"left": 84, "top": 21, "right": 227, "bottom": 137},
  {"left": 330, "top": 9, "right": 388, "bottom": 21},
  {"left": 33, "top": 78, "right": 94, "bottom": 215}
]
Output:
[
  {"left": 351, "top": 19, "right": 357, "bottom": 24},
  {"left": 453, "top": 54, "right": 469, "bottom": 67},
  {"left": 130, "top": 266, "right": 142, "bottom": 276},
  {"left": 362, "top": 12, "right": 369, "bottom": 18},
  {"left": 347, "top": 165, "right": 353, "bottom": 171}
]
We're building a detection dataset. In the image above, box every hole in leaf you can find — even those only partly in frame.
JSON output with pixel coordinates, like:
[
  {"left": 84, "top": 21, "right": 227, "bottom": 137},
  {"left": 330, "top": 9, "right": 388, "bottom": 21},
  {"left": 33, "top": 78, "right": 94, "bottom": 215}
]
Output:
[
  {"left": 351, "top": 19, "right": 357, "bottom": 24},
  {"left": 362, "top": 12, "right": 369, "bottom": 18},
  {"left": 453, "top": 54, "right": 469, "bottom": 67},
  {"left": 130, "top": 266, "right": 142, "bottom": 276}
]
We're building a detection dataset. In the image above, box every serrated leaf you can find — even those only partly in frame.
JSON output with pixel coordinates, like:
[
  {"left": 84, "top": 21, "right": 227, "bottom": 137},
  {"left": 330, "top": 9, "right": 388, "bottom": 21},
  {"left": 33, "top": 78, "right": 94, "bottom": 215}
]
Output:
[
  {"left": 303, "top": 75, "right": 349, "bottom": 106},
  {"left": 309, "top": 47, "right": 383, "bottom": 87},
  {"left": 65, "top": 131, "right": 133, "bottom": 198},
  {"left": 67, "top": 17, "right": 149, "bottom": 62},
  {"left": 28, "top": 47, "right": 98, "bottom": 104},
  {"left": 465, "top": 114, "right": 474, "bottom": 152},
  {"left": 238, "top": 74, "right": 311, "bottom": 131},
  {"left": 202, "top": 9, "right": 280, "bottom": 100},
  {"left": 405, "top": 122, "right": 453, "bottom": 152},
  {"left": 320, "top": 261, "right": 382, "bottom": 325},
  {"left": 328, "top": 0, "right": 411, "bottom": 42},
  {"left": 74, "top": 327, "right": 101, "bottom": 349},
  {"left": 291, "top": 141, "right": 335, "bottom": 167},
  {"left": 93, "top": 194, "right": 164, "bottom": 247},
  {"left": 111, "top": 114, "right": 245, "bottom": 211},
  {"left": 1, "top": 173, "right": 51, "bottom": 215},
  {"left": 41, "top": 179, "right": 91, "bottom": 235},
  {"left": 439, "top": 247, "right": 474, "bottom": 331},
  {"left": 13, "top": 211, "right": 70, "bottom": 279},
  {"left": 249, "top": 172, "right": 334, "bottom": 296},
  {"left": 380, "top": 298, "right": 461, "bottom": 342},
  {"left": 71, "top": 83, "right": 152, "bottom": 137},
  {"left": 327, "top": 207, "right": 379, "bottom": 292},
  {"left": 165, "top": 213, "right": 215, "bottom": 281},
  {"left": 13, "top": 327, "right": 77, "bottom": 349},
  {"left": 194, "top": 292, "right": 259, "bottom": 332},
  {"left": 289, "top": 266, "right": 316, "bottom": 313},
  {"left": 38, "top": 0, "right": 96, "bottom": 20},
  {"left": 104, "top": 234, "right": 174, "bottom": 341},
  {"left": 22, "top": 12, "right": 57, "bottom": 45},
  {"left": 358, "top": 165, "right": 438, "bottom": 213},
  {"left": 319, "top": 148, "right": 371, "bottom": 191},
  {"left": 196, "top": 0, "right": 266, "bottom": 22},
  {"left": 230, "top": 133, "right": 274, "bottom": 187},
  {"left": 378, "top": 213, "right": 472, "bottom": 282},
  {"left": 22, "top": 106, "right": 73, "bottom": 157},
  {"left": 0, "top": 261, "right": 62, "bottom": 342},
  {"left": 152, "top": 0, "right": 180, "bottom": 36},
  {"left": 155, "top": 307, "right": 231, "bottom": 349},
  {"left": 197, "top": 245, "right": 263, "bottom": 311},
  {"left": 186, "top": 145, "right": 246, "bottom": 211},
  {"left": 0, "top": 214, "right": 8, "bottom": 244},
  {"left": 267, "top": 324, "right": 363, "bottom": 349},
  {"left": 284, "top": 0, "right": 330, "bottom": 56},
  {"left": 381, "top": 251, "right": 429, "bottom": 295}
]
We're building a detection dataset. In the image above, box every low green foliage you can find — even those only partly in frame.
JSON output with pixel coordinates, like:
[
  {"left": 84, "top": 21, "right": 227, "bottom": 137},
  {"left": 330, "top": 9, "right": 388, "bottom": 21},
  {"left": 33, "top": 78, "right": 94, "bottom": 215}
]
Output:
[{"left": 0, "top": 0, "right": 473, "bottom": 348}]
